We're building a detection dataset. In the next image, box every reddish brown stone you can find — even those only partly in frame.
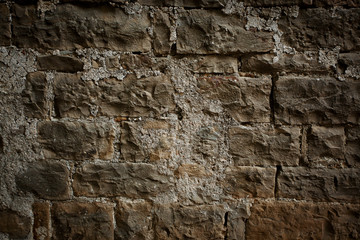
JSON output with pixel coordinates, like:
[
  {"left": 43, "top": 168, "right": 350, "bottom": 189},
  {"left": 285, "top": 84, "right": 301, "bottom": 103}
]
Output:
[
  {"left": 33, "top": 202, "right": 50, "bottom": 240},
  {"left": 0, "top": 210, "right": 31, "bottom": 239}
]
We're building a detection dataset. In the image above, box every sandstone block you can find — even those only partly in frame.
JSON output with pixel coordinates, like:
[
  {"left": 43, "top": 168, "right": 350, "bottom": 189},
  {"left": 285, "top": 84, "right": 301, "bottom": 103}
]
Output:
[
  {"left": 0, "top": 210, "right": 31, "bottom": 239},
  {"left": 0, "top": 4, "right": 10, "bottom": 46},
  {"left": 274, "top": 76, "right": 360, "bottom": 125},
  {"left": 73, "top": 163, "right": 171, "bottom": 198},
  {"left": 177, "top": 10, "right": 274, "bottom": 54},
  {"left": 197, "top": 75, "right": 271, "bottom": 123},
  {"left": 153, "top": 10, "right": 172, "bottom": 55},
  {"left": 37, "top": 121, "right": 114, "bottom": 160},
  {"left": 246, "top": 201, "right": 360, "bottom": 240},
  {"left": 224, "top": 166, "right": 276, "bottom": 198},
  {"left": 190, "top": 56, "right": 238, "bottom": 74},
  {"left": 345, "top": 126, "right": 360, "bottom": 167},
  {"left": 121, "top": 121, "right": 145, "bottom": 162},
  {"left": 278, "top": 167, "right": 360, "bottom": 203},
  {"left": 33, "top": 202, "right": 50, "bottom": 240},
  {"left": 229, "top": 125, "right": 301, "bottom": 166},
  {"left": 51, "top": 202, "right": 114, "bottom": 240},
  {"left": 37, "top": 55, "right": 84, "bottom": 73},
  {"left": 16, "top": 161, "right": 70, "bottom": 200},
  {"left": 12, "top": 4, "right": 151, "bottom": 51},
  {"left": 175, "top": 164, "right": 211, "bottom": 178}
]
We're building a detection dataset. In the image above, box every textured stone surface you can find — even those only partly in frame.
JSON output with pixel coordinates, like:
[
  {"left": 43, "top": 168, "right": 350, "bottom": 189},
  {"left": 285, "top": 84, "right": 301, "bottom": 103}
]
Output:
[
  {"left": 33, "top": 202, "right": 51, "bottom": 240},
  {"left": 190, "top": 56, "right": 238, "bottom": 74},
  {"left": 153, "top": 10, "right": 172, "bottom": 55},
  {"left": 275, "top": 76, "right": 360, "bottom": 125},
  {"left": 0, "top": 210, "right": 31, "bottom": 239},
  {"left": 345, "top": 126, "right": 360, "bottom": 167},
  {"left": 51, "top": 202, "right": 114, "bottom": 240},
  {"left": 138, "top": 0, "right": 226, "bottom": 7},
  {"left": 37, "top": 121, "right": 114, "bottom": 160},
  {"left": 37, "top": 55, "right": 84, "bottom": 73},
  {"left": 229, "top": 125, "right": 301, "bottom": 166},
  {"left": 197, "top": 75, "right": 271, "bottom": 122},
  {"left": 16, "top": 161, "right": 70, "bottom": 200},
  {"left": 73, "top": 163, "right": 171, "bottom": 198},
  {"left": 0, "top": 4, "right": 10, "bottom": 46},
  {"left": 278, "top": 167, "right": 360, "bottom": 203},
  {"left": 177, "top": 10, "right": 274, "bottom": 54},
  {"left": 224, "top": 166, "right": 276, "bottom": 198},
  {"left": 12, "top": 4, "right": 151, "bottom": 51},
  {"left": 247, "top": 201, "right": 360, "bottom": 240}
]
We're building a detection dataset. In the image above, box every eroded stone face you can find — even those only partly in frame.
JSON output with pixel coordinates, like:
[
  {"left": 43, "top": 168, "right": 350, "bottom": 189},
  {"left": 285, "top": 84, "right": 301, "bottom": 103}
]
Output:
[
  {"left": 37, "top": 55, "right": 84, "bottom": 73},
  {"left": 0, "top": 4, "right": 10, "bottom": 46},
  {"left": 345, "top": 126, "right": 360, "bottom": 167},
  {"left": 33, "top": 202, "right": 51, "bottom": 240},
  {"left": 0, "top": 210, "right": 31, "bottom": 239}
]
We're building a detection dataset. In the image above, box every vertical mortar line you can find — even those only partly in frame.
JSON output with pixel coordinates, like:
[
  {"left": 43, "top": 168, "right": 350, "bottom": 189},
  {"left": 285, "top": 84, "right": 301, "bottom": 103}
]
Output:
[
  {"left": 269, "top": 74, "right": 278, "bottom": 125},
  {"left": 299, "top": 125, "right": 309, "bottom": 166},
  {"left": 274, "top": 165, "right": 282, "bottom": 199}
]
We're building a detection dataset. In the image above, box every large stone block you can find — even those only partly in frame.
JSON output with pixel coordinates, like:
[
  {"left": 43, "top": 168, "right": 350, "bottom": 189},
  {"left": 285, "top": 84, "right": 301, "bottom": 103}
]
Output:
[
  {"left": 37, "top": 55, "right": 84, "bottom": 73},
  {"left": 0, "top": 4, "right": 10, "bottom": 46},
  {"left": 12, "top": 4, "right": 151, "bottom": 51},
  {"left": 0, "top": 210, "right": 31, "bottom": 239},
  {"left": 51, "top": 202, "right": 114, "bottom": 240},
  {"left": 197, "top": 75, "right": 271, "bottom": 123},
  {"left": 73, "top": 163, "right": 171, "bottom": 198},
  {"left": 229, "top": 125, "right": 301, "bottom": 166},
  {"left": 345, "top": 126, "right": 360, "bottom": 167},
  {"left": 224, "top": 166, "right": 276, "bottom": 198},
  {"left": 37, "top": 121, "right": 114, "bottom": 160},
  {"left": 177, "top": 10, "right": 274, "bottom": 54},
  {"left": 274, "top": 76, "right": 360, "bottom": 125},
  {"left": 278, "top": 167, "right": 360, "bottom": 203},
  {"left": 247, "top": 201, "right": 360, "bottom": 240},
  {"left": 16, "top": 161, "right": 70, "bottom": 200}
]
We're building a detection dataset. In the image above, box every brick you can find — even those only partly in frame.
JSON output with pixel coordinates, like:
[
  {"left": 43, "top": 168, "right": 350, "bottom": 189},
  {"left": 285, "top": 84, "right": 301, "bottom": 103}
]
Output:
[
  {"left": 33, "top": 202, "right": 50, "bottom": 240},
  {"left": 0, "top": 210, "right": 31, "bottom": 239},
  {"left": 274, "top": 76, "right": 360, "bottom": 125},
  {"left": 0, "top": 4, "right": 11, "bottom": 46},
  {"left": 37, "top": 55, "right": 84, "bottom": 73},
  {"left": 229, "top": 125, "right": 301, "bottom": 166},
  {"left": 37, "top": 121, "right": 114, "bottom": 160},
  {"left": 51, "top": 202, "right": 114, "bottom": 240},
  {"left": 345, "top": 126, "right": 360, "bottom": 167},
  {"left": 73, "top": 163, "right": 172, "bottom": 198}
]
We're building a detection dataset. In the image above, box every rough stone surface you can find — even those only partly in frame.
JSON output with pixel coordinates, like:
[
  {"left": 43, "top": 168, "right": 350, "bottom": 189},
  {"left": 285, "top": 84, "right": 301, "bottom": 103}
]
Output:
[
  {"left": 37, "top": 55, "right": 84, "bottom": 73},
  {"left": 37, "top": 121, "right": 114, "bottom": 160},
  {"left": 0, "top": 210, "right": 31, "bottom": 239},
  {"left": 275, "top": 76, "right": 360, "bottom": 125},
  {"left": 190, "top": 56, "right": 238, "bottom": 74},
  {"left": 33, "top": 202, "right": 51, "bottom": 240},
  {"left": 51, "top": 202, "right": 114, "bottom": 240},
  {"left": 345, "top": 126, "right": 360, "bottom": 167},
  {"left": 229, "top": 125, "right": 301, "bottom": 166},
  {"left": 0, "top": 4, "right": 10, "bottom": 46}
]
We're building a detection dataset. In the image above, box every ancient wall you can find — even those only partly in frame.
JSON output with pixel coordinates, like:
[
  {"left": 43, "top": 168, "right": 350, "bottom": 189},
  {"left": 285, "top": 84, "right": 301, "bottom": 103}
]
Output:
[{"left": 0, "top": 0, "right": 359, "bottom": 239}]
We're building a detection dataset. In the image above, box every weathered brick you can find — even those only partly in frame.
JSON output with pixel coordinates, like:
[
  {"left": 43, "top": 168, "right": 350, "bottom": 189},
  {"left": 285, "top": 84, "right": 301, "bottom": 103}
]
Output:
[
  {"left": 0, "top": 4, "right": 11, "bottom": 46},
  {"left": 247, "top": 201, "right": 360, "bottom": 240},
  {"left": 16, "top": 161, "right": 70, "bottom": 200},
  {"left": 177, "top": 10, "right": 274, "bottom": 54},
  {"left": 37, "top": 121, "right": 114, "bottom": 160},
  {"left": 278, "top": 167, "right": 360, "bottom": 203},
  {"left": 274, "top": 76, "right": 360, "bottom": 125},
  {"left": 197, "top": 75, "right": 271, "bottom": 123},
  {"left": 33, "top": 202, "right": 50, "bottom": 240},
  {"left": 0, "top": 210, "right": 31, "bottom": 239},
  {"left": 51, "top": 202, "right": 114, "bottom": 240},
  {"left": 73, "top": 163, "right": 172, "bottom": 198},
  {"left": 345, "top": 126, "right": 360, "bottom": 167},
  {"left": 224, "top": 166, "right": 276, "bottom": 198},
  {"left": 37, "top": 55, "right": 84, "bottom": 73},
  {"left": 12, "top": 4, "right": 151, "bottom": 51}
]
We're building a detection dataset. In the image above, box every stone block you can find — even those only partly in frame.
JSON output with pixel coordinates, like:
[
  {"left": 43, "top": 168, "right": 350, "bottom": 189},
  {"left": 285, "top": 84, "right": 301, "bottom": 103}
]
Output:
[
  {"left": 12, "top": 4, "right": 151, "bottom": 51},
  {"left": 33, "top": 202, "right": 51, "bottom": 240},
  {"left": 153, "top": 10, "right": 172, "bottom": 55},
  {"left": 51, "top": 202, "right": 114, "bottom": 240},
  {"left": 242, "top": 0, "right": 312, "bottom": 6},
  {"left": 278, "top": 167, "right": 360, "bottom": 203},
  {"left": 37, "top": 121, "right": 114, "bottom": 160},
  {"left": 197, "top": 75, "right": 271, "bottom": 123},
  {"left": 0, "top": 210, "right": 31, "bottom": 239},
  {"left": 0, "top": 4, "right": 10, "bottom": 46},
  {"left": 229, "top": 125, "right": 301, "bottom": 166},
  {"left": 190, "top": 56, "right": 238, "bottom": 74},
  {"left": 73, "top": 163, "right": 171, "bottom": 198},
  {"left": 177, "top": 9, "right": 274, "bottom": 54},
  {"left": 274, "top": 76, "right": 360, "bottom": 125},
  {"left": 138, "top": 0, "right": 226, "bottom": 7},
  {"left": 224, "top": 166, "right": 276, "bottom": 198},
  {"left": 16, "top": 161, "right": 70, "bottom": 200},
  {"left": 120, "top": 121, "right": 146, "bottom": 162},
  {"left": 37, "top": 55, "right": 84, "bottom": 73},
  {"left": 345, "top": 126, "right": 360, "bottom": 167}
]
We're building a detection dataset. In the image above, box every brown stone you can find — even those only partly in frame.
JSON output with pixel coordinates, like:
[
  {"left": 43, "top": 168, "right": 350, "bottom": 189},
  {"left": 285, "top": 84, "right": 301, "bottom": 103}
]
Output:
[
  {"left": 22, "top": 72, "right": 49, "bottom": 119},
  {"left": 177, "top": 10, "right": 274, "bottom": 54},
  {"left": 12, "top": 4, "right": 151, "bottom": 51},
  {"left": 33, "top": 202, "right": 50, "bottom": 240},
  {"left": 153, "top": 10, "right": 172, "bottom": 55},
  {"left": 138, "top": 0, "right": 226, "bottom": 7},
  {"left": 190, "top": 56, "right": 238, "bottom": 74},
  {"left": 16, "top": 161, "right": 70, "bottom": 200},
  {"left": 0, "top": 4, "right": 10, "bottom": 46},
  {"left": 314, "top": 0, "right": 360, "bottom": 7},
  {"left": 175, "top": 164, "right": 211, "bottom": 178},
  {"left": 278, "top": 167, "right": 360, "bottom": 203},
  {"left": 51, "top": 202, "right": 114, "bottom": 240},
  {"left": 73, "top": 163, "right": 171, "bottom": 198},
  {"left": 0, "top": 210, "right": 31, "bottom": 239},
  {"left": 242, "top": 0, "right": 312, "bottom": 6},
  {"left": 197, "top": 75, "right": 271, "bottom": 123},
  {"left": 115, "top": 201, "right": 153, "bottom": 240},
  {"left": 192, "top": 126, "right": 222, "bottom": 158},
  {"left": 121, "top": 121, "right": 146, "bottom": 162},
  {"left": 37, "top": 55, "right": 84, "bottom": 73},
  {"left": 224, "top": 166, "right": 276, "bottom": 198},
  {"left": 247, "top": 201, "right": 360, "bottom": 240},
  {"left": 229, "top": 125, "right": 301, "bottom": 166},
  {"left": 345, "top": 126, "right": 360, "bottom": 167},
  {"left": 143, "top": 120, "right": 170, "bottom": 130},
  {"left": 274, "top": 76, "right": 360, "bottom": 125},
  {"left": 37, "top": 121, "right": 114, "bottom": 160}
]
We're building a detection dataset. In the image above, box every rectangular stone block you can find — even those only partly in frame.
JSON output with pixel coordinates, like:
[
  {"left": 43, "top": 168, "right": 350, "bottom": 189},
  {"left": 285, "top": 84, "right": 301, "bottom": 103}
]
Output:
[
  {"left": 275, "top": 76, "right": 360, "bottom": 125},
  {"left": 246, "top": 201, "right": 360, "bottom": 240},
  {"left": 0, "top": 4, "right": 11, "bottom": 46},
  {"left": 33, "top": 202, "right": 50, "bottom": 240},
  {"left": 0, "top": 210, "right": 31, "bottom": 239},
  {"left": 12, "top": 4, "right": 151, "bottom": 51},
  {"left": 189, "top": 56, "right": 238, "bottom": 74},
  {"left": 73, "top": 163, "right": 172, "bottom": 198},
  {"left": 224, "top": 166, "right": 276, "bottom": 198},
  {"left": 197, "top": 75, "right": 271, "bottom": 123},
  {"left": 177, "top": 9, "right": 274, "bottom": 54},
  {"left": 37, "top": 55, "right": 84, "bottom": 73},
  {"left": 345, "top": 126, "right": 360, "bottom": 167},
  {"left": 37, "top": 121, "right": 114, "bottom": 160},
  {"left": 51, "top": 202, "right": 114, "bottom": 240},
  {"left": 278, "top": 167, "right": 360, "bottom": 203}
]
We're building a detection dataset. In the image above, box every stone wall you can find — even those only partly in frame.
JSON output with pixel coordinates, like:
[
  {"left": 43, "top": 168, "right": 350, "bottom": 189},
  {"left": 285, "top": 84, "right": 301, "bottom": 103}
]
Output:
[{"left": 0, "top": 0, "right": 359, "bottom": 239}]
